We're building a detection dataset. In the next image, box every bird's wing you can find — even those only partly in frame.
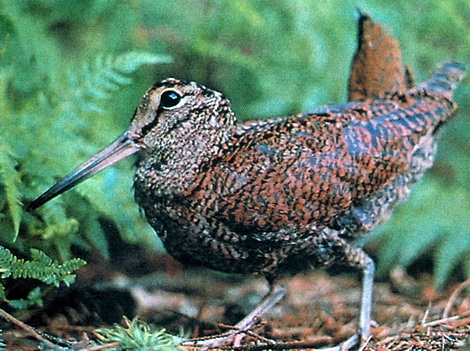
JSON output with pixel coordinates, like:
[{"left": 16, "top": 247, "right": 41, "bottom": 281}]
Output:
[{"left": 194, "top": 92, "right": 455, "bottom": 234}]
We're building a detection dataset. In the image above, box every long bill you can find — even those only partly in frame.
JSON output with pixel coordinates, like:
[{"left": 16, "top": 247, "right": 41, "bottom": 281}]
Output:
[{"left": 27, "top": 131, "right": 141, "bottom": 211}]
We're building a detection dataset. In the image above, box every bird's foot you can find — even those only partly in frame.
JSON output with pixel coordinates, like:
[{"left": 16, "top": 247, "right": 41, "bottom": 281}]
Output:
[
  {"left": 320, "top": 328, "right": 370, "bottom": 351},
  {"left": 320, "top": 333, "right": 360, "bottom": 351},
  {"left": 182, "top": 284, "right": 286, "bottom": 349},
  {"left": 182, "top": 330, "right": 240, "bottom": 349},
  {"left": 182, "top": 325, "right": 275, "bottom": 349},
  {"left": 182, "top": 330, "right": 363, "bottom": 350},
  {"left": 181, "top": 279, "right": 370, "bottom": 350}
]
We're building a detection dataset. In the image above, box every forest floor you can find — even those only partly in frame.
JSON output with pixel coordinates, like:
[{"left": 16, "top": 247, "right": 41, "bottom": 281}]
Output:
[{"left": 2, "top": 248, "right": 469, "bottom": 351}]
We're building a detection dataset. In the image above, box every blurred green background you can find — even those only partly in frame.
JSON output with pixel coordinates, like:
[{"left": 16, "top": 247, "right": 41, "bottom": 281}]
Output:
[{"left": 0, "top": 0, "right": 468, "bottom": 288}]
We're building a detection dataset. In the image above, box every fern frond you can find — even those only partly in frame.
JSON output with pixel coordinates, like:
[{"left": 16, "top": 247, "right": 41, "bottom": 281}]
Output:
[
  {"left": 0, "top": 143, "right": 22, "bottom": 241},
  {"left": 0, "top": 246, "right": 85, "bottom": 287},
  {"left": 0, "top": 0, "right": 62, "bottom": 93},
  {"left": 0, "top": 284, "right": 5, "bottom": 302},
  {"left": 370, "top": 178, "right": 470, "bottom": 288},
  {"left": 113, "top": 51, "right": 172, "bottom": 74},
  {"left": 67, "top": 51, "right": 171, "bottom": 113},
  {"left": 434, "top": 218, "right": 470, "bottom": 289},
  {"left": 8, "top": 287, "right": 43, "bottom": 309},
  {"left": 37, "top": 200, "right": 79, "bottom": 242}
]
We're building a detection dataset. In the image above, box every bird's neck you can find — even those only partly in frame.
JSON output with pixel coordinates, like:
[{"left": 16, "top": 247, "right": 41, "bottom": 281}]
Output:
[{"left": 134, "top": 123, "right": 236, "bottom": 200}]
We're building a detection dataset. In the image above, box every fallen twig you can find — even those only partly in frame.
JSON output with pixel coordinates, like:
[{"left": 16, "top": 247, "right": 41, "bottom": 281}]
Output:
[{"left": 0, "top": 307, "right": 56, "bottom": 348}]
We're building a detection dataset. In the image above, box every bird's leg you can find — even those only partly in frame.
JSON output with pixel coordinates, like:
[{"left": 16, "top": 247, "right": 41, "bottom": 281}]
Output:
[
  {"left": 344, "top": 244, "right": 375, "bottom": 345},
  {"left": 183, "top": 283, "right": 286, "bottom": 348},
  {"left": 306, "top": 243, "right": 375, "bottom": 351},
  {"left": 330, "top": 241, "right": 375, "bottom": 349},
  {"left": 231, "top": 283, "right": 286, "bottom": 332},
  {"left": 358, "top": 252, "right": 375, "bottom": 344}
]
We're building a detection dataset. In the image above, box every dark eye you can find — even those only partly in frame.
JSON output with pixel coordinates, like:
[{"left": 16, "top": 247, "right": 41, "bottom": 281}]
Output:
[{"left": 160, "top": 90, "right": 182, "bottom": 109}]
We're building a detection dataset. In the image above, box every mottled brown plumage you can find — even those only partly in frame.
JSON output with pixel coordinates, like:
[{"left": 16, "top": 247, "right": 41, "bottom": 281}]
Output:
[
  {"left": 348, "top": 13, "right": 414, "bottom": 100},
  {"left": 28, "top": 13, "right": 465, "bottom": 350},
  {"left": 134, "top": 80, "right": 460, "bottom": 279}
]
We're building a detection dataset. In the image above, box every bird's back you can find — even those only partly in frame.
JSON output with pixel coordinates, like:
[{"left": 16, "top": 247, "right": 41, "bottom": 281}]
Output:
[{"left": 195, "top": 77, "right": 459, "bottom": 233}]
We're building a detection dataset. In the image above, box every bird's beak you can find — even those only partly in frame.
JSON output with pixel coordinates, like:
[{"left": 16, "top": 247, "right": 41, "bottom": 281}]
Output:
[{"left": 27, "top": 131, "right": 141, "bottom": 211}]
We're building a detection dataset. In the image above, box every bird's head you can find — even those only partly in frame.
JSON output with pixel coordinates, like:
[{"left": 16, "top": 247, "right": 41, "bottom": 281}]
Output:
[{"left": 27, "top": 79, "right": 235, "bottom": 210}]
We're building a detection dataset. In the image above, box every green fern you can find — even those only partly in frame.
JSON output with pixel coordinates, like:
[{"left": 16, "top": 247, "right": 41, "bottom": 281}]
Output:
[
  {"left": 0, "top": 246, "right": 85, "bottom": 308},
  {"left": 0, "top": 246, "right": 85, "bottom": 286},
  {"left": 8, "top": 286, "right": 43, "bottom": 309},
  {"left": 68, "top": 52, "right": 171, "bottom": 113},
  {"left": 368, "top": 177, "right": 470, "bottom": 289},
  {"left": 0, "top": 15, "right": 170, "bottom": 257},
  {"left": 0, "top": 144, "right": 22, "bottom": 241}
]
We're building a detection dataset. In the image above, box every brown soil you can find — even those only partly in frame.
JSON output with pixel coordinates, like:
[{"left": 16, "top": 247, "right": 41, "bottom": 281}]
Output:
[{"left": 2, "top": 252, "right": 469, "bottom": 350}]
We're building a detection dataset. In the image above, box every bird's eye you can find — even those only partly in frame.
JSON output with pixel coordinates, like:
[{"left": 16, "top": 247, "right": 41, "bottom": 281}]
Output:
[{"left": 160, "top": 90, "right": 182, "bottom": 109}]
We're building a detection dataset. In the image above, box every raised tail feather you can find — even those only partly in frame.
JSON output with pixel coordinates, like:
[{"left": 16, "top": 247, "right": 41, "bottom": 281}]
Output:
[
  {"left": 348, "top": 12, "right": 466, "bottom": 102},
  {"left": 348, "top": 12, "right": 410, "bottom": 101}
]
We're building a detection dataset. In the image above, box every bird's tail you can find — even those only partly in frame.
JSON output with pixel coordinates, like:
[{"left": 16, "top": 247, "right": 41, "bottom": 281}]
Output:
[
  {"left": 415, "top": 62, "right": 466, "bottom": 99},
  {"left": 348, "top": 12, "right": 412, "bottom": 101},
  {"left": 348, "top": 12, "right": 466, "bottom": 101}
]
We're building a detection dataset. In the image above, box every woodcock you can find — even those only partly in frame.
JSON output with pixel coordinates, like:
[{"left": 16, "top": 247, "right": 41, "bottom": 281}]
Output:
[{"left": 28, "top": 13, "right": 466, "bottom": 350}]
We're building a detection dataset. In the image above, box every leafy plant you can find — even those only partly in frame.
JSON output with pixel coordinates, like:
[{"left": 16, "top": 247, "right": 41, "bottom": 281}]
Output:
[
  {"left": 0, "top": 145, "right": 21, "bottom": 242},
  {"left": 367, "top": 177, "right": 470, "bottom": 289},
  {"left": 96, "top": 317, "right": 184, "bottom": 351},
  {"left": 0, "top": 0, "right": 172, "bottom": 261},
  {"left": 0, "top": 246, "right": 85, "bottom": 308}
]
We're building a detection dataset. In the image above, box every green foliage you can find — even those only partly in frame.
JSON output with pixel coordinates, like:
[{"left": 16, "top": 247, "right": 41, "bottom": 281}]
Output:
[
  {"left": 0, "top": 0, "right": 468, "bottom": 289},
  {"left": 0, "top": 0, "right": 171, "bottom": 261},
  {"left": 0, "top": 247, "right": 84, "bottom": 285},
  {"left": 0, "top": 144, "right": 22, "bottom": 241},
  {"left": 368, "top": 178, "right": 470, "bottom": 289},
  {"left": 0, "top": 246, "right": 85, "bottom": 308},
  {"left": 96, "top": 317, "right": 184, "bottom": 351},
  {"left": 8, "top": 287, "right": 42, "bottom": 309},
  {"left": 69, "top": 52, "right": 171, "bottom": 113}
]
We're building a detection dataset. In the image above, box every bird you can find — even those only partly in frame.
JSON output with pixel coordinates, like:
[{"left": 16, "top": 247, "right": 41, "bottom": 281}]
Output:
[{"left": 28, "top": 13, "right": 465, "bottom": 350}]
